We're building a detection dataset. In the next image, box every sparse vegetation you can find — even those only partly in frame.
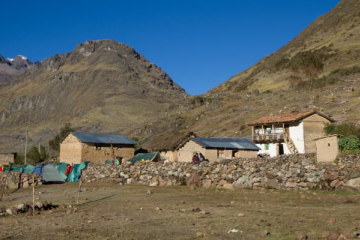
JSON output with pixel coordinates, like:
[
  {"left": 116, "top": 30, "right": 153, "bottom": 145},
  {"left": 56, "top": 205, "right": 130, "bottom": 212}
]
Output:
[
  {"left": 324, "top": 122, "right": 360, "bottom": 138},
  {"left": 275, "top": 46, "right": 336, "bottom": 78},
  {"left": 292, "top": 65, "right": 360, "bottom": 90}
]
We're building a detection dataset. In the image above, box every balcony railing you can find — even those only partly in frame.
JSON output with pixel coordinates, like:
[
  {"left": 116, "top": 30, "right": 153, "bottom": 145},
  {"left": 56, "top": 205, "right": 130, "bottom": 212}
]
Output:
[{"left": 253, "top": 133, "right": 284, "bottom": 143}]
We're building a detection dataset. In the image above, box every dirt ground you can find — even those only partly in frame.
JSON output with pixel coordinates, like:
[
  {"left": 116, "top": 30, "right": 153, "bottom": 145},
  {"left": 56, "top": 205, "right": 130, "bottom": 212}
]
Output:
[{"left": 0, "top": 183, "right": 359, "bottom": 240}]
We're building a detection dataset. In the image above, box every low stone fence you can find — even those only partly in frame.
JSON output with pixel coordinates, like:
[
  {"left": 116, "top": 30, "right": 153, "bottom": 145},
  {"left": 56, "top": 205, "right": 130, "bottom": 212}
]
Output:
[
  {"left": 0, "top": 172, "right": 42, "bottom": 190},
  {"left": 1, "top": 154, "right": 359, "bottom": 191},
  {"left": 82, "top": 154, "right": 360, "bottom": 191}
]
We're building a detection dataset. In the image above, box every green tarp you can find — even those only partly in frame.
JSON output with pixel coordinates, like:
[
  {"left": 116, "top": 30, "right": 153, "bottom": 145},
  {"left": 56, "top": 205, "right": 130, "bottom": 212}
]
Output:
[
  {"left": 55, "top": 162, "right": 68, "bottom": 180},
  {"left": 67, "top": 161, "right": 89, "bottom": 183},
  {"left": 128, "top": 152, "right": 160, "bottom": 164},
  {"left": 3, "top": 166, "right": 20, "bottom": 173},
  {"left": 20, "top": 164, "right": 35, "bottom": 174}
]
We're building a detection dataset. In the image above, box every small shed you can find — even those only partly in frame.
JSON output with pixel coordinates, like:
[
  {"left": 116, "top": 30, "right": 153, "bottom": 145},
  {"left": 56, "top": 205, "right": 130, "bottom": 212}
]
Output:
[
  {"left": 178, "top": 137, "right": 260, "bottom": 162},
  {"left": 60, "top": 132, "right": 136, "bottom": 164},
  {"left": 315, "top": 135, "right": 340, "bottom": 163}
]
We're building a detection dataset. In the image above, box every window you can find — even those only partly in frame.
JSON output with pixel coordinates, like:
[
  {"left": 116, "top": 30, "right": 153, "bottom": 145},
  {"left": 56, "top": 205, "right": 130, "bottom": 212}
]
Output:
[{"left": 328, "top": 143, "right": 330, "bottom": 147}]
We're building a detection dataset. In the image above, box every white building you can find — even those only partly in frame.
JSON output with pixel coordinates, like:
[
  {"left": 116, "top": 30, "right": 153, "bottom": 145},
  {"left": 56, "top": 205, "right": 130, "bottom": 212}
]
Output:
[{"left": 246, "top": 110, "right": 335, "bottom": 157}]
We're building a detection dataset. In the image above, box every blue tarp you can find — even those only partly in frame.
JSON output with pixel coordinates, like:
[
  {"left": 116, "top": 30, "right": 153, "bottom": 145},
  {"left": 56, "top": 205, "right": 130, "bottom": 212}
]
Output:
[{"left": 32, "top": 163, "right": 45, "bottom": 176}]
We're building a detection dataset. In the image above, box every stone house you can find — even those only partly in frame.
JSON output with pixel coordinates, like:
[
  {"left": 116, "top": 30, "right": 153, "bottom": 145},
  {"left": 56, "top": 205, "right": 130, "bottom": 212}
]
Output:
[
  {"left": 60, "top": 132, "right": 136, "bottom": 164},
  {"left": 315, "top": 135, "right": 340, "bottom": 163},
  {"left": 0, "top": 153, "right": 16, "bottom": 165},
  {"left": 177, "top": 137, "right": 260, "bottom": 162},
  {"left": 247, "top": 110, "right": 335, "bottom": 157}
]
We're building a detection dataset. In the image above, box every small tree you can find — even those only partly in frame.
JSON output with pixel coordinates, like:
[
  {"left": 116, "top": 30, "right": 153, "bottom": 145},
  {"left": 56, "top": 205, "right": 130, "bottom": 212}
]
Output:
[
  {"left": 39, "top": 145, "right": 47, "bottom": 162},
  {"left": 49, "top": 123, "right": 74, "bottom": 152},
  {"left": 27, "top": 147, "right": 41, "bottom": 165}
]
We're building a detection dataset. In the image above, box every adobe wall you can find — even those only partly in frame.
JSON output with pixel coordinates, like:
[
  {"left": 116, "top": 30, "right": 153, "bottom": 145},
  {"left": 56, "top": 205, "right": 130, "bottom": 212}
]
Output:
[
  {"left": 81, "top": 143, "right": 134, "bottom": 164},
  {"left": 160, "top": 150, "right": 178, "bottom": 162},
  {"left": 236, "top": 150, "right": 258, "bottom": 158},
  {"left": 60, "top": 134, "right": 82, "bottom": 164},
  {"left": 303, "top": 114, "right": 331, "bottom": 153},
  {"left": 316, "top": 136, "right": 339, "bottom": 163},
  {"left": 177, "top": 141, "right": 205, "bottom": 162},
  {"left": 0, "top": 154, "right": 15, "bottom": 165},
  {"left": 204, "top": 149, "right": 218, "bottom": 162}
]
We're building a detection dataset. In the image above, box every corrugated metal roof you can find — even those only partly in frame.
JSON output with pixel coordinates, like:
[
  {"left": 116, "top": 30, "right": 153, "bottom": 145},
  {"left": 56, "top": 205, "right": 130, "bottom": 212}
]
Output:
[
  {"left": 192, "top": 137, "right": 260, "bottom": 151},
  {"left": 71, "top": 132, "right": 137, "bottom": 145}
]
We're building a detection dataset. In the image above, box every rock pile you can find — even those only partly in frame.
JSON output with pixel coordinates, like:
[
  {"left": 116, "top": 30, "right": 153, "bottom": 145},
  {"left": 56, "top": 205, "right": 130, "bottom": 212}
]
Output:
[
  {"left": 82, "top": 154, "right": 360, "bottom": 191},
  {"left": 0, "top": 172, "right": 42, "bottom": 189},
  {"left": 0, "top": 201, "right": 56, "bottom": 216}
]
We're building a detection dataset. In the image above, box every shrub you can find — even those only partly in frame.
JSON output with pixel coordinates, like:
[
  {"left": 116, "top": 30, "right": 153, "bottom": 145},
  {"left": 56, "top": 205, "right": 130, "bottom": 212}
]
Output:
[
  {"left": 338, "top": 135, "right": 360, "bottom": 152},
  {"left": 324, "top": 123, "right": 360, "bottom": 138}
]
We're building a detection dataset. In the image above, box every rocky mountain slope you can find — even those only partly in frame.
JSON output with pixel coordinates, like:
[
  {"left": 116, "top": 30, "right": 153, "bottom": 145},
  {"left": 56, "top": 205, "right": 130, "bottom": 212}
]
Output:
[
  {"left": 1, "top": 0, "right": 360, "bottom": 154},
  {"left": 142, "top": 0, "right": 360, "bottom": 149},
  {"left": 0, "top": 40, "right": 187, "bottom": 152},
  {"left": 0, "top": 55, "right": 34, "bottom": 87}
]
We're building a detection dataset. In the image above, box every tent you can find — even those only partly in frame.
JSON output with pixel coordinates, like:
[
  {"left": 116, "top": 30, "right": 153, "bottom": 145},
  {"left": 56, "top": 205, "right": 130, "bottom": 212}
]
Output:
[
  {"left": 32, "top": 163, "right": 65, "bottom": 184},
  {"left": 20, "top": 164, "right": 35, "bottom": 174},
  {"left": 128, "top": 152, "right": 161, "bottom": 164},
  {"left": 67, "top": 161, "right": 89, "bottom": 183},
  {"left": 3, "top": 166, "right": 20, "bottom": 173},
  {"left": 55, "top": 162, "right": 68, "bottom": 180}
]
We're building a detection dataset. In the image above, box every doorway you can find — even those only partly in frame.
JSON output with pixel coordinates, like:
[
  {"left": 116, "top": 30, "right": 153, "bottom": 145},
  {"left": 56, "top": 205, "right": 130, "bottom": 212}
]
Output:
[{"left": 279, "top": 143, "right": 284, "bottom": 155}]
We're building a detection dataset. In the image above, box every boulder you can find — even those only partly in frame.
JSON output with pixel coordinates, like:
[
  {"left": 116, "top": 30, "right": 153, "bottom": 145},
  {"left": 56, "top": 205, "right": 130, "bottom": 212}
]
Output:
[
  {"left": 187, "top": 171, "right": 201, "bottom": 187},
  {"left": 266, "top": 179, "right": 280, "bottom": 189},
  {"left": 344, "top": 177, "right": 360, "bottom": 189},
  {"left": 202, "top": 179, "right": 212, "bottom": 188}
]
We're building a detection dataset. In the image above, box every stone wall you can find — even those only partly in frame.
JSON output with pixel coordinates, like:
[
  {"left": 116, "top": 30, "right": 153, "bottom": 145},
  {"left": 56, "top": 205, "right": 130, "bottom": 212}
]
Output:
[
  {"left": 82, "top": 154, "right": 360, "bottom": 191},
  {"left": 0, "top": 172, "right": 42, "bottom": 189}
]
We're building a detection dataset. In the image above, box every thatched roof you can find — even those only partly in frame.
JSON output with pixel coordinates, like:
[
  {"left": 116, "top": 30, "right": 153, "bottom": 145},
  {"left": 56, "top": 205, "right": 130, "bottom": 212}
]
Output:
[{"left": 142, "top": 131, "right": 197, "bottom": 151}]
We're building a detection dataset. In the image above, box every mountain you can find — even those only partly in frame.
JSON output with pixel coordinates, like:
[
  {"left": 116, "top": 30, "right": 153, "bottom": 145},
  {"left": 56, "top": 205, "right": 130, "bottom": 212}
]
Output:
[
  {"left": 0, "top": 40, "right": 187, "bottom": 153},
  {"left": 142, "top": 0, "right": 360, "bottom": 149},
  {"left": 0, "top": 55, "right": 34, "bottom": 87}
]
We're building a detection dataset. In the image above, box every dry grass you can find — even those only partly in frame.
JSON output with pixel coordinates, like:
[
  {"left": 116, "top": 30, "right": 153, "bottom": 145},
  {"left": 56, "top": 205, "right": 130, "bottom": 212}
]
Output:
[{"left": 0, "top": 183, "right": 359, "bottom": 239}]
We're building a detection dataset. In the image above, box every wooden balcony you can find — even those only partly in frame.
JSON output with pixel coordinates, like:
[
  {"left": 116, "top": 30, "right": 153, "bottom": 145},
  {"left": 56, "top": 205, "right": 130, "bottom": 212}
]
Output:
[{"left": 252, "top": 133, "right": 284, "bottom": 143}]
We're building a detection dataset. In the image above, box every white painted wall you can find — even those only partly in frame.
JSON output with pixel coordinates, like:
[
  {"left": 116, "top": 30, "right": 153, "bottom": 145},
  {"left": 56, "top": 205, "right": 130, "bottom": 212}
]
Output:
[
  {"left": 289, "top": 122, "right": 305, "bottom": 153},
  {"left": 257, "top": 143, "right": 277, "bottom": 157}
]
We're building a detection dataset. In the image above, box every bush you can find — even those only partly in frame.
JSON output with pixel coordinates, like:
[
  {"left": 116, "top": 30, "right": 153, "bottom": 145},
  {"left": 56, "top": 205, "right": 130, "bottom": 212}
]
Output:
[
  {"left": 338, "top": 135, "right": 360, "bottom": 152},
  {"left": 324, "top": 123, "right": 360, "bottom": 138}
]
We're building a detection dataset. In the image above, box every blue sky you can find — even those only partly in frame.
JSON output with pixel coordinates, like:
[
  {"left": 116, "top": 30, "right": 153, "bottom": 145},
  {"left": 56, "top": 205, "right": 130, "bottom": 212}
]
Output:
[{"left": 0, "top": 0, "right": 340, "bottom": 95}]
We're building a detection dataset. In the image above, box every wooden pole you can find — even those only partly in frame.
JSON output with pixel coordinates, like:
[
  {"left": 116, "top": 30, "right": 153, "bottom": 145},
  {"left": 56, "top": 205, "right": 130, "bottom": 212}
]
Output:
[
  {"left": 76, "top": 176, "right": 82, "bottom": 205},
  {"left": 32, "top": 175, "right": 35, "bottom": 216},
  {"left": 0, "top": 176, "right": 7, "bottom": 202},
  {"left": 110, "top": 142, "right": 115, "bottom": 162},
  {"left": 25, "top": 131, "right": 28, "bottom": 165}
]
